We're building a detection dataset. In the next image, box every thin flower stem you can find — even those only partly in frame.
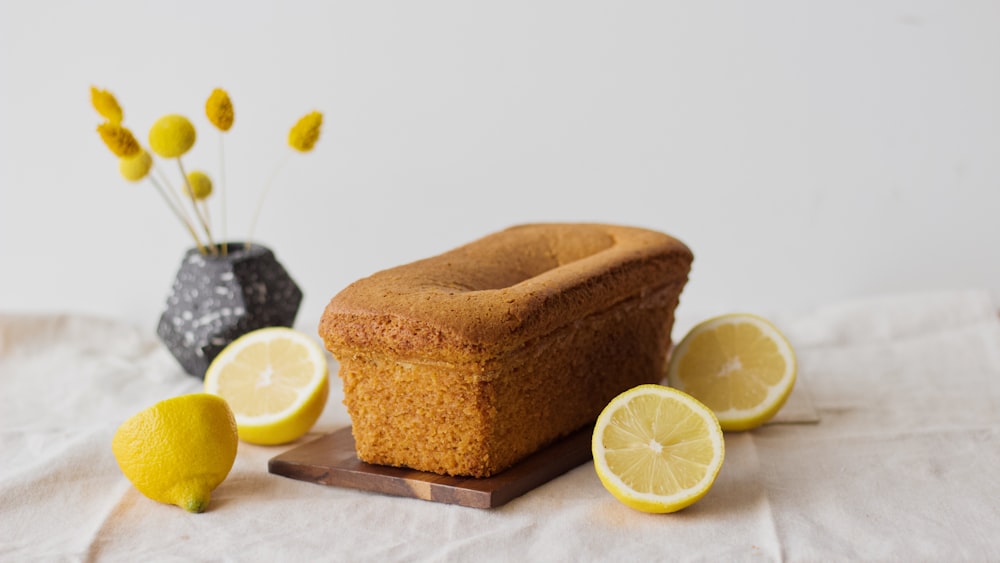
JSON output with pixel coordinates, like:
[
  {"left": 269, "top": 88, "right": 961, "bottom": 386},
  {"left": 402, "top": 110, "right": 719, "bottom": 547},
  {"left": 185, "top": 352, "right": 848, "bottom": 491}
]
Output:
[
  {"left": 153, "top": 163, "right": 189, "bottom": 221},
  {"left": 153, "top": 163, "right": 174, "bottom": 195},
  {"left": 200, "top": 199, "right": 212, "bottom": 231},
  {"left": 152, "top": 162, "right": 205, "bottom": 250},
  {"left": 177, "top": 158, "right": 218, "bottom": 255},
  {"left": 219, "top": 134, "right": 228, "bottom": 256},
  {"left": 147, "top": 175, "right": 208, "bottom": 255},
  {"left": 246, "top": 150, "right": 291, "bottom": 249}
]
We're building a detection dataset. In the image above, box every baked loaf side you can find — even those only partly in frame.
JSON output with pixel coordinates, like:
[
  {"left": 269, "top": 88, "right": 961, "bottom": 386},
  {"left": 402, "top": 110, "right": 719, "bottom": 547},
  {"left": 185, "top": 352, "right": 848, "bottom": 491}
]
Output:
[{"left": 319, "top": 223, "right": 693, "bottom": 477}]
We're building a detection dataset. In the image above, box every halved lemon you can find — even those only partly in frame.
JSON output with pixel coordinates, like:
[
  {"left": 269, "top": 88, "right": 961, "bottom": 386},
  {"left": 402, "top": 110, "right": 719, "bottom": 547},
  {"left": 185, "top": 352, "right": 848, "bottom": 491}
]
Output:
[
  {"left": 592, "top": 384, "right": 725, "bottom": 513},
  {"left": 204, "top": 327, "right": 329, "bottom": 445},
  {"left": 667, "top": 313, "right": 796, "bottom": 432}
]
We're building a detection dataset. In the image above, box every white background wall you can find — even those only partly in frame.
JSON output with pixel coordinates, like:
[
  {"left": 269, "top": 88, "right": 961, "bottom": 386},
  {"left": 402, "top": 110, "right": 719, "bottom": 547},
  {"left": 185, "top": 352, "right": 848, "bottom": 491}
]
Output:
[{"left": 2, "top": 1, "right": 998, "bottom": 334}]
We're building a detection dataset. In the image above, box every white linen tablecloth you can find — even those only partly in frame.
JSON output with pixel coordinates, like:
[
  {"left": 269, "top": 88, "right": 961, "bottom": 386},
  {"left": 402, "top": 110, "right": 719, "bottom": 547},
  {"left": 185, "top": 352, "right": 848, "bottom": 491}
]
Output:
[{"left": 2, "top": 290, "right": 999, "bottom": 561}]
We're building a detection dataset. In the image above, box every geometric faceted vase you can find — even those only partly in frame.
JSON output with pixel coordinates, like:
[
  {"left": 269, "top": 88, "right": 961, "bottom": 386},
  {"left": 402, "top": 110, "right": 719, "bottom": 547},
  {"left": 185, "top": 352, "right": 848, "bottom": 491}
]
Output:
[{"left": 157, "top": 243, "right": 303, "bottom": 379}]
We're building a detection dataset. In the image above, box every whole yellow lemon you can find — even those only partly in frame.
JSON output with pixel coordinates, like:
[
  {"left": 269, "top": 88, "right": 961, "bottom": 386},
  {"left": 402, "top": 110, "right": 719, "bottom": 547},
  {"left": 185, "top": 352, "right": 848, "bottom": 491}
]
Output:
[{"left": 111, "top": 393, "right": 238, "bottom": 513}]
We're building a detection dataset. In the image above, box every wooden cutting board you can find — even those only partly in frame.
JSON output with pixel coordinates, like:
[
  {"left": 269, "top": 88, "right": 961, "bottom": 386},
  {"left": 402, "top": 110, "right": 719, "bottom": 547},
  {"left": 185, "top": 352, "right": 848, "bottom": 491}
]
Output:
[{"left": 268, "top": 425, "right": 594, "bottom": 509}]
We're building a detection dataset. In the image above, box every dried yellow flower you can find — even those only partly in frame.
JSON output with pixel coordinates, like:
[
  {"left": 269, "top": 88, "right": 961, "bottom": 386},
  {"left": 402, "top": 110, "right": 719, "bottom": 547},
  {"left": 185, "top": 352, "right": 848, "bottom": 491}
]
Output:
[
  {"left": 90, "top": 84, "right": 325, "bottom": 256},
  {"left": 91, "top": 86, "right": 123, "bottom": 124},
  {"left": 97, "top": 122, "right": 141, "bottom": 158},
  {"left": 288, "top": 111, "right": 323, "bottom": 153},
  {"left": 185, "top": 171, "right": 213, "bottom": 200},
  {"left": 149, "top": 115, "right": 196, "bottom": 158},
  {"left": 119, "top": 150, "right": 153, "bottom": 182},
  {"left": 206, "top": 89, "right": 234, "bottom": 132}
]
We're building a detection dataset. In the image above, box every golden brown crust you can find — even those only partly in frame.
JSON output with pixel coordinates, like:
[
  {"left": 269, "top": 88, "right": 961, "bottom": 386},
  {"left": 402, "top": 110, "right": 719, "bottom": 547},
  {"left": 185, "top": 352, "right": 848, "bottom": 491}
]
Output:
[
  {"left": 319, "top": 223, "right": 692, "bottom": 361},
  {"left": 319, "top": 223, "right": 693, "bottom": 477}
]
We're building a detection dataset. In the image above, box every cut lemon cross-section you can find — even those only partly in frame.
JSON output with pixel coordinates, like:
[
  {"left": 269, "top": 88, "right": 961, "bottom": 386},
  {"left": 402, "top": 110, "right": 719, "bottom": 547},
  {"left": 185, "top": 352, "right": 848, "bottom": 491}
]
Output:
[
  {"left": 204, "top": 327, "right": 329, "bottom": 445},
  {"left": 592, "top": 384, "right": 725, "bottom": 513},
  {"left": 667, "top": 313, "right": 796, "bottom": 432}
]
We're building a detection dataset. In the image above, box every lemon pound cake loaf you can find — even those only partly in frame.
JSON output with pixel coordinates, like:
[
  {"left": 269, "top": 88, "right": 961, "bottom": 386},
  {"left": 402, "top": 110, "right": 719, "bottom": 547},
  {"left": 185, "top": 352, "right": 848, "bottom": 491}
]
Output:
[{"left": 319, "top": 223, "right": 693, "bottom": 477}]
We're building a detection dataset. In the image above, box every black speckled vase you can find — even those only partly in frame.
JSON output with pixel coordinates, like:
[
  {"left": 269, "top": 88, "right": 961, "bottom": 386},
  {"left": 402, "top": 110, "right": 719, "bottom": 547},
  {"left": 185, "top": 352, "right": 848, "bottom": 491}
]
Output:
[{"left": 156, "top": 243, "right": 303, "bottom": 378}]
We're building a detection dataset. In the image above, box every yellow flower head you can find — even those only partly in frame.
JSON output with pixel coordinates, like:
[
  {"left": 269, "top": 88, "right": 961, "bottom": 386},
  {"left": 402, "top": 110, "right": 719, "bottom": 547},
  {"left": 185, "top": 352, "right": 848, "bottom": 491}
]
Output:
[
  {"left": 97, "top": 122, "right": 141, "bottom": 158},
  {"left": 185, "top": 170, "right": 213, "bottom": 200},
  {"left": 149, "top": 114, "right": 196, "bottom": 158},
  {"left": 119, "top": 150, "right": 153, "bottom": 182},
  {"left": 91, "top": 86, "right": 123, "bottom": 124},
  {"left": 206, "top": 89, "right": 234, "bottom": 132},
  {"left": 288, "top": 111, "right": 323, "bottom": 153}
]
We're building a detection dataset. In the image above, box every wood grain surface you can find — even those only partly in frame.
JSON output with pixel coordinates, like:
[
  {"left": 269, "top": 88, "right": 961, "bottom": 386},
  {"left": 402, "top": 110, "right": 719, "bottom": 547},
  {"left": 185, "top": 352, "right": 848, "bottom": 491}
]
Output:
[{"left": 268, "top": 425, "right": 594, "bottom": 508}]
